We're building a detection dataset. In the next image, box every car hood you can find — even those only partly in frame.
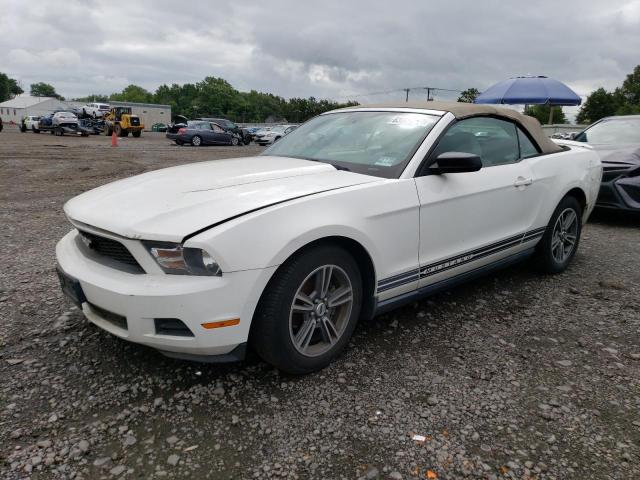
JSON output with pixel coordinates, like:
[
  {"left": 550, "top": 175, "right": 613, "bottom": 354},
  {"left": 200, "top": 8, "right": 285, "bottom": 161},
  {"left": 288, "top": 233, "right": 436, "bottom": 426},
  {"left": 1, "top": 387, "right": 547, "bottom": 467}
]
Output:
[
  {"left": 64, "top": 156, "right": 378, "bottom": 242},
  {"left": 590, "top": 143, "right": 640, "bottom": 165}
]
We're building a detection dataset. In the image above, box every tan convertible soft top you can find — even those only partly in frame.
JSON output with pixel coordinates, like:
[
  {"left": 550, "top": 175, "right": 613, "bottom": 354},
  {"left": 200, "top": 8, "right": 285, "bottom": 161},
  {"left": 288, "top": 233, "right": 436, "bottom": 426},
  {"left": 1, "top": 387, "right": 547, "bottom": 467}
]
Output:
[{"left": 339, "top": 101, "right": 562, "bottom": 154}]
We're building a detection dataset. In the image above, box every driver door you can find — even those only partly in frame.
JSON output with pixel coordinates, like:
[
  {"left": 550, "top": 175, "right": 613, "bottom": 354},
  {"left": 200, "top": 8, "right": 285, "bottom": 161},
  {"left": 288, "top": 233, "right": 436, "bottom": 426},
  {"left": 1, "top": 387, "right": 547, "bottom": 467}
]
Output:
[
  {"left": 414, "top": 116, "right": 541, "bottom": 288},
  {"left": 210, "top": 123, "right": 229, "bottom": 144}
]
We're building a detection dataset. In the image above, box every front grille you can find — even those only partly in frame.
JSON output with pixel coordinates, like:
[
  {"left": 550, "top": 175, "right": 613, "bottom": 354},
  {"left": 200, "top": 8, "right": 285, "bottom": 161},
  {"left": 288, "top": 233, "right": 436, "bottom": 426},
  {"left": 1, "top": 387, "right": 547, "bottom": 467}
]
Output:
[
  {"left": 596, "top": 186, "right": 618, "bottom": 205},
  {"left": 602, "top": 163, "right": 634, "bottom": 182},
  {"left": 78, "top": 230, "right": 142, "bottom": 269},
  {"left": 89, "top": 303, "right": 128, "bottom": 330}
]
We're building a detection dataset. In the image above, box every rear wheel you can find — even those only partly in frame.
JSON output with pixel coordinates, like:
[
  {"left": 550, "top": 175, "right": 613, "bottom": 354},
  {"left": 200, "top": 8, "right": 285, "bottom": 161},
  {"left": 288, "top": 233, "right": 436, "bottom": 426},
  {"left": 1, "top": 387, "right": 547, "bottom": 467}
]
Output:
[
  {"left": 114, "top": 124, "right": 122, "bottom": 137},
  {"left": 32, "top": 126, "right": 39, "bottom": 134},
  {"left": 535, "top": 196, "right": 582, "bottom": 273},
  {"left": 251, "top": 245, "right": 362, "bottom": 374},
  {"left": 132, "top": 131, "right": 141, "bottom": 138},
  {"left": 175, "top": 140, "right": 184, "bottom": 146},
  {"left": 191, "top": 135, "right": 202, "bottom": 147}
]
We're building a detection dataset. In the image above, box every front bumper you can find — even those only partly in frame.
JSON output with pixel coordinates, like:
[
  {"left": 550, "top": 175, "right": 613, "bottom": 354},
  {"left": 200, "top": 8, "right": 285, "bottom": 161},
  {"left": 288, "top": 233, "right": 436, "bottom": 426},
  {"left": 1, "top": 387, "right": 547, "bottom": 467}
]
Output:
[
  {"left": 596, "top": 163, "right": 640, "bottom": 211},
  {"left": 255, "top": 136, "right": 275, "bottom": 145},
  {"left": 56, "top": 230, "right": 275, "bottom": 360}
]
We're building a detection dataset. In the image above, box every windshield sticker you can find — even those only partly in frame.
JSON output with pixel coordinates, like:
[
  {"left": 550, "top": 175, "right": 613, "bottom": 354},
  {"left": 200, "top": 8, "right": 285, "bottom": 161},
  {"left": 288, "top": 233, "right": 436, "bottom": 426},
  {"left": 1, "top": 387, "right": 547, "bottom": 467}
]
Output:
[
  {"left": 375, "top": 156, "right": 395, "bottom": 166},
  {"left": 387, "top": 115, "right": 433, "bottom": 127}
]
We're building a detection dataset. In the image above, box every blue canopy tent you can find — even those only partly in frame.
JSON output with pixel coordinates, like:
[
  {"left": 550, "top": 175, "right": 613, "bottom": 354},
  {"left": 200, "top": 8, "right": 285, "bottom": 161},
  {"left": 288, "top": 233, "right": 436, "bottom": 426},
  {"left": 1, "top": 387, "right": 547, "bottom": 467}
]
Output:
[{"left": 474, "top": 76, "right": 581, "bottom": 124}]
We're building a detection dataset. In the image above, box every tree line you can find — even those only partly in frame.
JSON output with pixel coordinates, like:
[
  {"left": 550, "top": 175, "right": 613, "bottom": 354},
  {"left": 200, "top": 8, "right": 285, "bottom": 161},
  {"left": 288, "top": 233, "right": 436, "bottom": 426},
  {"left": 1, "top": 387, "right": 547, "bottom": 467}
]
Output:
[
  {"left": 575, "top": 65, "right": 640, "bottom": 124},
  {"left": 4, "top": 66, "right": 639, "bottom": 124},
  {"left": 76, "top": 77, "right": 358, "bottom": 123}
]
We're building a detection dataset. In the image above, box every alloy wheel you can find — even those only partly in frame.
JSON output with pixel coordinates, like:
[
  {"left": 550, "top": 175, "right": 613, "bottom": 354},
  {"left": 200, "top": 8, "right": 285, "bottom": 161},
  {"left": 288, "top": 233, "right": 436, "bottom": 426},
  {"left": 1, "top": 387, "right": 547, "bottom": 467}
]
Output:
[
  {"left": 551, "top": 207, "right": 578, "bottom": 263},
  {"left": 289, "top": 265, "right": 354, "bottom": 357}
]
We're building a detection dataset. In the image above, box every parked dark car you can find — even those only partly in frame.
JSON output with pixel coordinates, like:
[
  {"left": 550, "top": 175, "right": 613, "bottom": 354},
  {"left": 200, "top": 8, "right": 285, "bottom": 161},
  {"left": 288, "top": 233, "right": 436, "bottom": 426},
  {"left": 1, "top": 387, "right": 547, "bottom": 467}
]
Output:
[
  {"left": 166, "top": 115, "right": 189, "bottom": 134},
  {"left": 197, "top": 117, "right": 250, "bottom": 144},
  {"left": 166, "top": 121, "right": 242, "bottom": 146},
  {"left": 574, "top": 115, "right": 640, "bottom": 212}
]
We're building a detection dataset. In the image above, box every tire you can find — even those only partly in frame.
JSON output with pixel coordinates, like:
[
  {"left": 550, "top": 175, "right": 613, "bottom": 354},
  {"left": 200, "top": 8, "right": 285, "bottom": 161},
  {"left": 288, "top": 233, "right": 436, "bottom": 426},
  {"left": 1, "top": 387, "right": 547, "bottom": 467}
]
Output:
[
  {"left": 50, "top": 129, "right": 55, "bottom": 135},
  {"left": 251, "top": 245, "right": 362, "bottom": 374},
  {"left": 191, "top": 135, "right": 202, "bottom": 147},
  {"left": 175, "top": 140, "right": 184, "bottom": 146},
  {"left": 132, "top": 131, "right": 141, "bottom": 138},
  {"left": 114, "top": 124, "right": 122, "bottom": 137},
  {"left": 55, "top": 127, "right": 64, "bottom": 136},
  {"left": 535, "top": 196, "right": 582, "bottom": 274},
  {"left": 32, "top": 126, "right": 39, "bottom": 134},
  {"left": 230, "top": 136, "right": 239, "bottom": 146}
]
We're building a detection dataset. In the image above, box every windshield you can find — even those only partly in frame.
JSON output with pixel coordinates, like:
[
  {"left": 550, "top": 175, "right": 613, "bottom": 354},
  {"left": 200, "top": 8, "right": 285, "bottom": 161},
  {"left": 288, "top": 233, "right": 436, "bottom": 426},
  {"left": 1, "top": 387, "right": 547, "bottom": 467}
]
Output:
[
  {"left": 575, "top": 117, "right": 640, "bottom": 144},
  {"left": 262, "top": 111, "right": 439, "bottom": 178}
]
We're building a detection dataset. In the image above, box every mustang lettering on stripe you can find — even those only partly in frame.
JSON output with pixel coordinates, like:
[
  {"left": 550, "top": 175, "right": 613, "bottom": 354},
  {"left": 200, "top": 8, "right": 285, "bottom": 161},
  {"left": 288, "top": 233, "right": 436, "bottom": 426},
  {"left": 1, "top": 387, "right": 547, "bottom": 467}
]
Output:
[{"left": 376, "top": 226, "right": 546, "bottom": 293}]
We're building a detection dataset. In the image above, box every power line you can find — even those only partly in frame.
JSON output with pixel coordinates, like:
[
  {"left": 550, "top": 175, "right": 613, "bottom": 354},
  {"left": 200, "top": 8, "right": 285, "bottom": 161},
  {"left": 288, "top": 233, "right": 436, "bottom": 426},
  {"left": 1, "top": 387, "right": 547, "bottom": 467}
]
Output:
[{"left": 333, "top": 86, "right": 464, "bottom": 102}]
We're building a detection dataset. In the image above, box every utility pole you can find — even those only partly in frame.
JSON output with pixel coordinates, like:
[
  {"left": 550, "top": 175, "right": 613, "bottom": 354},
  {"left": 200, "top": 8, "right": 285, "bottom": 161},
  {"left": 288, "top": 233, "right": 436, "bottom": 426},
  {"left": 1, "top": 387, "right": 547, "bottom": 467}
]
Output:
[
  {"left": 404, "top": 88, "right": 410, "bottom": 102},
  {"left": 426, "top": 87, "right": 433, "bottom": 102}
]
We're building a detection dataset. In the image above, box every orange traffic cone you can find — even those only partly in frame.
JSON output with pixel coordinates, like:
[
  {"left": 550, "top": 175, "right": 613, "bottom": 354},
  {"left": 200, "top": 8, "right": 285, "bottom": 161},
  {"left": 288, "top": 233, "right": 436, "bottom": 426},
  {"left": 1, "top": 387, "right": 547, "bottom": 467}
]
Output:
[{"left": 111, "top": 130, "right": 118, "bottom": 147}]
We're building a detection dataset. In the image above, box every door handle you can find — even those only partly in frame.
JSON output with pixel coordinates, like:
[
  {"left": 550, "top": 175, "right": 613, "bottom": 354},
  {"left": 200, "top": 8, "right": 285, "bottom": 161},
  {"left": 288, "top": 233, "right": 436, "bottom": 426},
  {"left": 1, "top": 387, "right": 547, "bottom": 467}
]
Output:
[{"left": 514, "top": 177, "right": 533, "bottom": 187}]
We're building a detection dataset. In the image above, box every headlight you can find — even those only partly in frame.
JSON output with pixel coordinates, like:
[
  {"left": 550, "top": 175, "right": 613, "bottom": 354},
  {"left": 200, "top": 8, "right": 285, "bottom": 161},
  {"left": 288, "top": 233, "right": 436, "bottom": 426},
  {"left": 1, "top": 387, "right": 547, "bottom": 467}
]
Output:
[{"left": 143, "top": 241, "right": 222, "bottom": 276}]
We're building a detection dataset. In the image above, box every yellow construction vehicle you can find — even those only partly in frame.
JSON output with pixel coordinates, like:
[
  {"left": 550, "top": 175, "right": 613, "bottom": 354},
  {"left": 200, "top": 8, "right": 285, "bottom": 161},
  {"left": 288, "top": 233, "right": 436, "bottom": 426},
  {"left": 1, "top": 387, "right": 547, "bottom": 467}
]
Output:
[{"left": 103, "top": 107, "right": 144, "bottom": 137}]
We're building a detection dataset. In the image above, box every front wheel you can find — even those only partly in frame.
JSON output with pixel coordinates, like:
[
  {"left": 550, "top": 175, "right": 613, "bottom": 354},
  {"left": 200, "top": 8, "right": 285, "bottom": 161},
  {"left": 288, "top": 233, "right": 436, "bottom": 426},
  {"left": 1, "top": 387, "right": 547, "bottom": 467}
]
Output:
[
  {"left": 191, "top": 135, "right": 202, "bottom": 147},
  {"left": 230, "top": 136, "right": 239, "bottom": 146},
  {"left": 251, "top": 245, "right": 362, "bottom": 374},
  {"left": 535, "top": 196, "right": 582, "bottom": 274}
]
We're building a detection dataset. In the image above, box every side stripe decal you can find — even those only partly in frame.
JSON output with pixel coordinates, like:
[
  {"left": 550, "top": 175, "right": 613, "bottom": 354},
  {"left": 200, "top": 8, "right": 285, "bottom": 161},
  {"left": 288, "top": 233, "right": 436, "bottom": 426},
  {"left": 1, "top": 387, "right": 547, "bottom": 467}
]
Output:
[{"left": 377, "top": 226, "right": 546, "bottom": 293}]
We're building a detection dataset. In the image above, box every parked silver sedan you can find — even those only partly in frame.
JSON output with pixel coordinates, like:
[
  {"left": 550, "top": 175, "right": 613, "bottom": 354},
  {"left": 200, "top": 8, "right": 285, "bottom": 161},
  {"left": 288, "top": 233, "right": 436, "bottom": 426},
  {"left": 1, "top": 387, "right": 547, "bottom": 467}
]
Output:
[{"left": 255, "top": 125, "right": 297, "bottom": 145}]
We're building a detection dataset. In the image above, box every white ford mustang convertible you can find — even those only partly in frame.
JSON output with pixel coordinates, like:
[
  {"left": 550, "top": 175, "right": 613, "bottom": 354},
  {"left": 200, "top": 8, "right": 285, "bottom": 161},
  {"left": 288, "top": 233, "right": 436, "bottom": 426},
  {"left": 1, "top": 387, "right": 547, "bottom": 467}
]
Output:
[{"left": 56, "top": 102, "right": 602, "bottom": 373}]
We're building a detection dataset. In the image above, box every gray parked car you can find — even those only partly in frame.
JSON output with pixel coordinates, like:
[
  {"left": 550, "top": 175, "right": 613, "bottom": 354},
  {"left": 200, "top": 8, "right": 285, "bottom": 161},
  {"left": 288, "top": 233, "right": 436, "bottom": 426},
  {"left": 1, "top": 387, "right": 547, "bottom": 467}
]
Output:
[
  {"left": 166, "top": 121, "right": 242, "bottom": 146},
  {"left": 574, "top": 115, "right": 640, "bottom": 212}
]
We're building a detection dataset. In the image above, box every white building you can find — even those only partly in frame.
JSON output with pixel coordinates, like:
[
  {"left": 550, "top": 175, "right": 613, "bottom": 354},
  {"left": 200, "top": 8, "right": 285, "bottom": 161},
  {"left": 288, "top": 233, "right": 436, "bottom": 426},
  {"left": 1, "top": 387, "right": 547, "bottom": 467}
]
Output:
[
  {"left": 0, "top": 95, "right": 172, "bottom": 130},
  {"left": 0, "top": 95, "right": 69, "bottom": 124}
]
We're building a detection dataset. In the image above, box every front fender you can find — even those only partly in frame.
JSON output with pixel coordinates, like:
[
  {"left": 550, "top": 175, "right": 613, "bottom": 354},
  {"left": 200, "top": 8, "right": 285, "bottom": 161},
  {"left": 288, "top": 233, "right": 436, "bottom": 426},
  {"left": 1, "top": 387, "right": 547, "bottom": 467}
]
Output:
[{"left": 185, "top": 179, "right": 421, "bottom": 288}]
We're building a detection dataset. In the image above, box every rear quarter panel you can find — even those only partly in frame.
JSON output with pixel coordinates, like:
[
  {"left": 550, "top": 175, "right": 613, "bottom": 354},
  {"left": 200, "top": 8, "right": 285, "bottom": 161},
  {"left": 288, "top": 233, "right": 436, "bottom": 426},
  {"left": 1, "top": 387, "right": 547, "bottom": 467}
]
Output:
[{"left": 528, "top": 144, "right": 601, "bottom": 227}]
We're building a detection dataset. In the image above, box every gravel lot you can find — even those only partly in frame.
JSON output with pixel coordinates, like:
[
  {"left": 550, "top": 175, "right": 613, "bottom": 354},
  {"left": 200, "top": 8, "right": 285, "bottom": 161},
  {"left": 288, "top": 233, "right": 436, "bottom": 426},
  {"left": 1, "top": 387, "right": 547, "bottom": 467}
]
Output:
[{"left": 1, "top": 128, "right": 639, "bottom": 479}]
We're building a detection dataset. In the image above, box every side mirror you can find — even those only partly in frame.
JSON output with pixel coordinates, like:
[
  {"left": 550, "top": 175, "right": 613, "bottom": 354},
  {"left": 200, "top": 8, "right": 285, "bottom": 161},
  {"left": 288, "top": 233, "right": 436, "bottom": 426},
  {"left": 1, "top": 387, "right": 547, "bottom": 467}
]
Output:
[
  {"left": 429, "top": 152, "right": 482, "bottom": 174},
  {"left": 568, "top": 132, "right": 577, "bottom": 140}
]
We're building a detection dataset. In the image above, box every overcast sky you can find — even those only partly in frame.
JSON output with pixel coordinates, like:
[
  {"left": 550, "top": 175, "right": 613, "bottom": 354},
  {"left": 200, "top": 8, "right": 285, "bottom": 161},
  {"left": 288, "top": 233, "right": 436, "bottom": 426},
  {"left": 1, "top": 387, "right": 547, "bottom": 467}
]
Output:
[{"left": 2, "top": 0, "right": 639, "bottom": 118}]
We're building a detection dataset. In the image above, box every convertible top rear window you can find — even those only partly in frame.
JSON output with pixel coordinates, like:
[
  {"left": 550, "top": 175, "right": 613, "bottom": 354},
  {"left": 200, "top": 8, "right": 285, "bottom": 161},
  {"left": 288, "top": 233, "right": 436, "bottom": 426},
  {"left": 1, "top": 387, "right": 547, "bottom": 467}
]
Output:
[{"left": 263, "top": 111, "right": 440, "bottom": 178}]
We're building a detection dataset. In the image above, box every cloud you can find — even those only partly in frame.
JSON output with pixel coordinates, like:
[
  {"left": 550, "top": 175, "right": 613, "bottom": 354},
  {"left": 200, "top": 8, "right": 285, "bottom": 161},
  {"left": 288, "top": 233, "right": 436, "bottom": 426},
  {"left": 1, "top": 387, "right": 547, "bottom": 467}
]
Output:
[{"left": 1, "top": 0, "right": 639, "bottom": 120}]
